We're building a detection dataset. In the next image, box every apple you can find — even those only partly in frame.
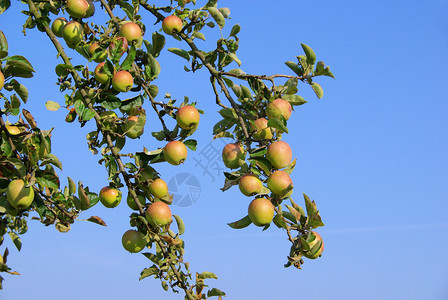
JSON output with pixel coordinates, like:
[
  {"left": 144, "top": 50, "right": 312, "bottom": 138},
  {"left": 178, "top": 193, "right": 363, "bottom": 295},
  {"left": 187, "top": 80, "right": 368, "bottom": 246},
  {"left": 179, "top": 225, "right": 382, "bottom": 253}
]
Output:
[
  {"left": 108, "top": 36, "right": 128, "bottom": 57},
  {"left": 126, "top": 193, "right": 146, "bottom": 210},
  {"left": 94, "top": 62, "right": 109, "bottom": 84},
  {"left": 149, "top": 178, "right": 168, "bottom": 198},
  {"left": 248, "top": 198, "right": 274, "bottom": 227},
  {"left": 303, "top": 231, "right": 324, "bottom": 259},
  {"left": 238, "top": 174, "right": 262, "bottom": 196},
  {"left": 6, "top": 179, "right": 34, "bottom": 210},
  {"left": 112, "top": 70, "right": 133, "bottom": 92},
  {"left": 122, "top": 229, "right": 146, "bottom": 253},
  {"left": 66, "top": 0, "right": 89, "bottom": 18},
  {"left": 0, "top": 71, "right": 4, "bottom": 90},
  {"left": 120, "top": 22, "right": 142, "bottom": 43},
  {"left": 124, "top": 115, "right": 144, "bottom": 139},
  {"left": 266, "top": 141, "right": 292, "bottom": 169},
  {"left": 51, "top": 17, "right": 67, "bottom": 38},
  {"left": 99, "top": 186, "right": 122, "bottom": 208},
  {"left": 222, "top": 143, "right": 245, "bottom": 169},
  {"left": 176, "top": 105, "right": 200, "bottom": 130},
  {"left": 163, "top": 141, "right": 187, "bottom": 165},
  {"left": 266, "top": 98, "right": 292, "bottom": 121},
  {"left": 62, "top": 21, "right": 84, "bottom": 47},
  {"left": 84, "top": 0, "right": 95, "bottom": 18},
  {"left": 267, "top": 170, "right": 293, "bottom": 197},
  {"left": 88, "top": 42, "right": 107, "bottom": 63},
  {"left": 162, "top": 15, "right": 183, "bottom": 35},
  {"left": 251, "top": 117, "right": 273, "bottom": 140},
  {"left": 145, "top": 201, "right": 172, "bottom": 227}
]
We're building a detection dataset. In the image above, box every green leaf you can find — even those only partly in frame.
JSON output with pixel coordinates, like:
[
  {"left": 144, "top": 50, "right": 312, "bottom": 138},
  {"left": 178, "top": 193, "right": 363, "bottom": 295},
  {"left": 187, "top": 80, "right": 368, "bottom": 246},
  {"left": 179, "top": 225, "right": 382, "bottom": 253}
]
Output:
[
  {"left": 45, "top": 101, "right": 61, "bottom": 111},
  {"left": 78, "top": 182, "right": 90, "bottom": 210},
  {"left": 282, "top": 94, "right": 307, "bottom": 106},
  {"left": 173, "top": 215, "right": 185, "bottom": 235},
  {"left": 8, "top": 158, "right": 26, "bottom": 177},
  {"left": 207, "top": 7, "right": 225, "bottom": 28},
  {"left": 314, "top": 61, "right": 335, "bottom": 79},
  {"left": 6, "top": 55, "right": 35, "bottom": 73},
  {"left": 229, "top": 24, "right": 240, "bottom": 37},
  {"left": 55, "top": 64, "right": 73, "bottom": 77},
  {"left": 303, "top": 193, "right": 317, "bottom": 216},
  {"left": 283, "top": 158, "right": 296, "bottom": 175},
  {"left": 207, "top": 288, "right": 226, "bottom": 297},
  {"left": 8, "top": 232, "right": 21, "bottom": 251},
  {"left": 282, "top": 77, "right": 298, "bottom": 95},
  {"left": 35, "top": 169, "right": 60, "bottom": 190},
  {"left": 10, "top": 80, "right": 28, "bottom": 103},
  {"left": 184, "top": 139, "right": 197, "bottom": 151},
  {"left": 167, "top": 48, "right": 190, "bottom": 61},
  {"left": 218, "top": 107, "right": 238, "bottom": 120},
  {"left": 310, "top": 82, "right": 324, "bottom": 99},
  {"left": 273, "top": 213, "right": 288, "bottom": 229},
  {"left": 198, "top": 271, "right": 218, "bottom": 279},
  {"left": 120, "top": 95, "right": 143, "bottom": 112},
  {"left": 301, "top": 43, "right": 316, "bottom": 66},
  {"left": 267, "top": 118, "right": 288, "bottom": 134},
  {"left": 285, "top": 204, "right": 301, "bottom": 223},
  {"left": 87, "top": 216, "right": 107, "bottom": 226},
  {"left": 213, "top": 118, "right": 235, "bottom": 135},
  {"left": 139, "top": 265, "right": 159, "bottom": 280},
  {"left": 68, "top": 177, "right": 76, "bottom": 194},
  {"left": 150, "top": 32, "right": 166, "bottom": 58},
  {"left": 228, "top": 53, "right": 241, "bottom": 66},
  {"left": 0, "top": 29, "right": 8, "bottom": 58},
  {"left": 81, "top": 109, "right": 95, "bottom": 121},
  {"left": 40, "top": 153, "right": 63, "bottom": 170},
  {"left": 227, "top": 215, "right": 252, "bottom": 229},
  {"left": 192, "top": 32, "right": 205, "bottom": 41},
  {"left": 285, "top": 61, "right": 303, "bottom": 77},
  {"left": 249, "top": 147, "right": 267, "bottom": 157},
  {"left": 120, "top": 45, "right": 137, "bottom": 70}
]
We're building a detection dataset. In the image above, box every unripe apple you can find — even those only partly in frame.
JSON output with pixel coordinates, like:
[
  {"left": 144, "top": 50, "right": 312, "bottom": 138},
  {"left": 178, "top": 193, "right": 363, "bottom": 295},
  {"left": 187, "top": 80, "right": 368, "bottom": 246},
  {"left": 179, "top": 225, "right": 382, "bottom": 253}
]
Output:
[
  {"left": 162, "top": 15, "right": 183, "bottom": 35},
  {"left": 84, "top": 0, "right": 95, "bottom": 18},
  {"left": 62, "top": 21, "right": 84, "bottom": 47},
  {"left": 0, "top": 71, "right": 4, "bottom": 90},
  {"left": 266, "top": 141, "right": 292, "bottom": 169},
  {"left": 176, "top": 105, "right": 200, "bottom": 130},
  {"left": 124, "top": 115, "right": 144, "bottom": 139},
  {"left": 99, "top": 186, "right": 122, "bottom": 208},
  {"left": 6, "top": 179, "right": 34, "bottom": 210},
  {"left": 51, "top": 17, "right": 67, "bottom": 38},
  {"left": 148, "top": 178, "right": 168, "bottom": 198},
  {"left": 266, "top": 98, "right": 292, "bottom": 120},
  {"left": 145, "top": 201, "right": 172, "bottom": 227},
  {"left": 251, "top": 117, "right": 273, "bottom": 140},
  {"left": 248, "top": 198, "right": 274, "bottom": 227},
  {"left": 122, "top": 229, "right": 146, "bottom": 253},
  {"left": 126, "top": 193, "right": 146, "bottom": 210},
  {"left": 94, "top": 62, "right": 109, "bottom": 84},
  {"left": 239, "top": 174, "right": 262, "bottom": 196},
  {"left": 120, "top": 22, "right": 142, "bottom": 43},
  {"left": 112, "top": 70, "right": 133, "bottom": 93},
  {"left": 88, "top": 42, "right": 107, "bottom": 63},
  {"left": 222, "top": 143, "right": 245, "bottom": 169},
  {"left": 163, "top": 141, "right": 188, "bottom": 165},
  {"left": 267, "top": 170, "right": 293, "bottom": 196},
  {"left": 303, "top": 231, "right": 324, "bottom": 259},
  {"left": 66, "top": 0, "right": 89, "bottom": 18}
]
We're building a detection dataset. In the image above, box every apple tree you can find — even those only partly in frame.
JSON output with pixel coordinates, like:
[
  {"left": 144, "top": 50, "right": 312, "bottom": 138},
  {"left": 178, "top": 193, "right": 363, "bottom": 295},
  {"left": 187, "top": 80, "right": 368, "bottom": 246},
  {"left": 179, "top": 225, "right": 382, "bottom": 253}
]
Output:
[{"left": 0, "top": 0, "right": 334, "bottom": 298}]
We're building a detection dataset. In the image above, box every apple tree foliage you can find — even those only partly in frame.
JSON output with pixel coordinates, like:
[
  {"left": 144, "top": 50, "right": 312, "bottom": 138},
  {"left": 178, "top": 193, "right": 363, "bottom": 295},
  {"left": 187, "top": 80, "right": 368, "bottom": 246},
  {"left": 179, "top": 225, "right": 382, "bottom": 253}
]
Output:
[{"left": 0, "top": 0, "right": 334, "bottom": 298}]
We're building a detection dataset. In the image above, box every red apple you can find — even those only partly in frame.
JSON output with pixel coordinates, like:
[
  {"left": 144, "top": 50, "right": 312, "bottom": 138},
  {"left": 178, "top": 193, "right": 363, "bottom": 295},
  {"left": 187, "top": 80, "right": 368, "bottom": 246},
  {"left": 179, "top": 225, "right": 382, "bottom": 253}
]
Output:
[
  {"left": 248, "top": 198, "right": 274, "bottom": 227},
  {"left": 266, "top": 141, "right": 292, "bottom": 169},
  {"left": 239, "top": 174, "right": 262, "bottom": 196},
  {"left": 112, "top": 70, "right": 133, "bottom": 93},
  {"left": 267, "top": 170, "right": 293, "bottom": 196},
  {"left": 148, "top": 178, "right": 168, "bottom": 198},
  {"left": 162, "top": 15, "right": 183, "bottom": 35},
  {"left": 6, "top": 179, "right": 34, "bottom": 210},
  {"left": 222, "top": 143, "right": 245, "bottom": 169},
  {"left": 99, "top": 186, "right": 122, "bottom": 208},
  {"left": 120, "top": 22, "right": 142, "bottom": 43},
  {"left": 145, "top": 201, "right": 172, "bottom": 227},
  {"left": 163, "top": 141, "right": 188, "bottom": 165},
  {"left": 66, "top": 0, "right": 89, "bottom": 18},
  {"left": 122, "top": 229, "right": 146, "bottom": 253},
  {"left": 176, "top": 105, "right": 200, "bottom": 130},
  {"left": 51, "top": 17, "right": 67, "bottom": 38},
  {"left": 266, "top": 98, "right": 292, "bottom": 120}
]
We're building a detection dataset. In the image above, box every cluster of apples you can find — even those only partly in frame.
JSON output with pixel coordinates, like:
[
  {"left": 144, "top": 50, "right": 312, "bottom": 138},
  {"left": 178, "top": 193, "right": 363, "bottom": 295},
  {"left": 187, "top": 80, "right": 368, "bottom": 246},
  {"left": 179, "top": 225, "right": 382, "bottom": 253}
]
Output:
[{"left": 222, "top": 98, "right": 294, "bottom": 227}]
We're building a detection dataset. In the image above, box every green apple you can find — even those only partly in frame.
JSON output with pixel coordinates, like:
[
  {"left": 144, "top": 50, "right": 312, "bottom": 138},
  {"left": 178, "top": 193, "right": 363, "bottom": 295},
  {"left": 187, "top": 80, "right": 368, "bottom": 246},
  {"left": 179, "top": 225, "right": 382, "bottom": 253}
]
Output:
[
  {"left": 51, "top": 17, "right": 67, "bottom": 38},
  {"left": 266, "top": 141, "right": 292, "bottom": 169},
  {"left": 112, "top": 70, "right": 133, "bottom": 92},
  {"left": 148, "top": 178, "right": 168, "bottom": 198},
  {"left": 62, "top": 21, "right": 84, "bottom": 47},
  {"left": 88, "top": 42, "right": 107, "bottom": 63},
  {"left": 126, "top": 193, "right": 146, "bottom": 210},
  {"left": 162, "top": 15, "right": 183, "bottom": 35},
  {"left": 120, "top": 22, "right": 142, "bottom": 43},
  {"left": 124, "top": 115, "right": 144, "bottom": 139},
  {"left": 66, "top": 0, "right": 89, "bottom": 18},
  {"left": 94, "top": 62, "right": 109, "bottom": 84},
  {"left": 238, "top": 174, "right": 262, "bottom": 196},
  {"left": 266, "top": 98, "right": 292, "bottom": 120},
  {"left": 267, "top": 170, "right": 293, "bottom": 196},
  {"left": 163, "top": 141, "right": 188, "bottom": 165},
  {"left": 145, "top": 201, "right": 172, "bottom": 227},
  {"left": 248, "top": 198, "right": 274, "bottom": 227},
  {"left": 99, "top": 186, "right": 122, "bottom": 208},
  {"left": 176, "top": 105, "right": 200, "bottom": 130},
  {"left": 0, "top": 71, "right": 4, "bottom": 90},
  {"left": 222, "top": 143, "right": 245, "bottom": 169},
  {"left": 251, "top": 118, "right": 273, "bottom": 140},
  {"left": 122, "top": 229, "right": 146, "bottom": 253},
  {"left": 303, "top": 231, "right": 324, "bottom": 259},
  {"left": 6, "top": 179, "right": 34, "bottom": 210}
]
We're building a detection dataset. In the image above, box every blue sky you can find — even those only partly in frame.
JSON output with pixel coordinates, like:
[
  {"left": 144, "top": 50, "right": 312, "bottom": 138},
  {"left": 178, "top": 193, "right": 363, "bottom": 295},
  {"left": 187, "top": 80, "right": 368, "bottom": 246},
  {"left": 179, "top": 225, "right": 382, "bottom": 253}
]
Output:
[{"left": 1, "top": 0, "right": 448, "bottom": 299}]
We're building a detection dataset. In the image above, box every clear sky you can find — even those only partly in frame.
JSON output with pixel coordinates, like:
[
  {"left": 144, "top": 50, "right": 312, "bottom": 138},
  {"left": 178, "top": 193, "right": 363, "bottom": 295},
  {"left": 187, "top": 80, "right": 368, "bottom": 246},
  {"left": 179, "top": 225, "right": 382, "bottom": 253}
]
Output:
[{"left": 1, "top": 0, "right": 448, "bottom": 299}]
